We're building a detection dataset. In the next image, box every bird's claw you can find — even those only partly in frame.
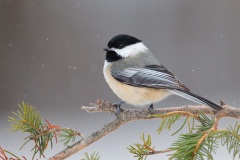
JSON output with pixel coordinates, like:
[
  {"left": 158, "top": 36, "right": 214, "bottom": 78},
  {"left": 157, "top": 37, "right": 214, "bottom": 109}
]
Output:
[
  {"left": 148, "top": 104, "right": 154, "bottom": 114},
  {"left": 112, "top": 101, "right": 124, "bottom": 116}
]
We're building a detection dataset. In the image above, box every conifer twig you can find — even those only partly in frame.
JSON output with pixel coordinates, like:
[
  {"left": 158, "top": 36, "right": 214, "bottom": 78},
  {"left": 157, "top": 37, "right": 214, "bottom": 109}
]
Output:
[{"left": 192, "top": 114, "right": 222, "bottom": 158}]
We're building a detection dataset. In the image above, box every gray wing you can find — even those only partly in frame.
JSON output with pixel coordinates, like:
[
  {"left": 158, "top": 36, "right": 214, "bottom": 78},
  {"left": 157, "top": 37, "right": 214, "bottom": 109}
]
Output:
[
  {"left": 112, "top": 64, "right": 189, "bottom": 91},
  {"left": 112, "top": 64, "right": 223, "bottom": 111}
]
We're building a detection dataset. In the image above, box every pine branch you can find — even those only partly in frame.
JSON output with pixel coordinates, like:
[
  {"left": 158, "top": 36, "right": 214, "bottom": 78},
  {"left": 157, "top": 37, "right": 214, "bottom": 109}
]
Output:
[
  {"left": 161, "top": 112, "right": 239, "bottom": 160},
  {"left": 128, "top": 112, "right": 219, "bottom": 159},
  {"left": 213, "top": 122, "right": 240, "bottom": 159},
  {"left": 8, "top": 102, "right": 84, "bottom": 159},
  {"left": 5, "top": 100, "right": 240, "bottom": 159},
  {"left": 128, "top": 134, "right": 173, "bottom": 160},
  {"left": 49, "top": 99, "right": 240, "bottom": 159},
  {"left": 152, "top": 112, "right": 212, "bottom": 159}
]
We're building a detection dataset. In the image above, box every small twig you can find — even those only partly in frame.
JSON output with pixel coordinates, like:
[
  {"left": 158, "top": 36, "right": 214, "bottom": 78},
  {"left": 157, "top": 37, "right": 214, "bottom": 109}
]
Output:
[
  {"left": 30, "top": 128, "right": 84, "bottom": 141},
  {"left": 154, "top": 110, "right": 198, "bottom": 120},
  {"left": 60, "top": 128, "right": 85, "bottom": 139},
  {"left": 144, "top": 149, "right": 173, "bottom": 155},
  {"left": 143, "top": 143, "right": 156, "bottom": 152}
]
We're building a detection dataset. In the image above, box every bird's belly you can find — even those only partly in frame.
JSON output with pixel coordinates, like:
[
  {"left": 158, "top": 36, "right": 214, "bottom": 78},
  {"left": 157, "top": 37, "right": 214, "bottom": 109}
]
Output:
[{"left": 110, "top": 83, "right": 170, "bottom": 106}]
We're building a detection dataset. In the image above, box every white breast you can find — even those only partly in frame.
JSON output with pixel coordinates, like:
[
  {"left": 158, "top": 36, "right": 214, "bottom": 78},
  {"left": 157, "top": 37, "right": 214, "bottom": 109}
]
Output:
[{"left": 103, "top": 61, "right": 171, "bottom": 107}]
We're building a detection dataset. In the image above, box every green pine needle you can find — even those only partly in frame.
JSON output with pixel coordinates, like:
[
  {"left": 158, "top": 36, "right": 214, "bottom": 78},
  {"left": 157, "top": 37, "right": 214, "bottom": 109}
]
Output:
[
  {"left": 59, "top": 128, "right": 77, "bottom": 146},
  {"left": 82, "top": 151, "right": 100, "bottom": 160},
  {"left": 156, "top": 112, "right": 195, "bottom": 135},
  {"left": 213, "top": 122, "right": 240, "bottom": 159},
  {"left": 8, "top": 102, "right": 42, "bottom": 133}
]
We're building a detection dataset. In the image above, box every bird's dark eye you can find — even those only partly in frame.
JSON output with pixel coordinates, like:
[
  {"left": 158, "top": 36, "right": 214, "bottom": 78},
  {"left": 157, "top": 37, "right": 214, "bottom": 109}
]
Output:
[{"left": 118, "top": 44, "right": 124, "bottom": 49}]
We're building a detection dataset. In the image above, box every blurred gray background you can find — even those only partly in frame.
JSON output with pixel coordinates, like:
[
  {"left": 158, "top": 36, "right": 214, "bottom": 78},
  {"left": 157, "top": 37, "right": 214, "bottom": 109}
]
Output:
[{"left": 0, "top": 0, "right": 240, "bottom": 159}]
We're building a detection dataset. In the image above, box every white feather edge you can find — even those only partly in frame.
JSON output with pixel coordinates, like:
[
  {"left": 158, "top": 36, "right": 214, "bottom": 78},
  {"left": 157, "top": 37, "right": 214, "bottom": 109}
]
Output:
[
  {"left": 120, "top": 68, "right": 179, "bottom": 84},
  {"left": 169, "top": 90, "right": 206, "bottom": 105}
]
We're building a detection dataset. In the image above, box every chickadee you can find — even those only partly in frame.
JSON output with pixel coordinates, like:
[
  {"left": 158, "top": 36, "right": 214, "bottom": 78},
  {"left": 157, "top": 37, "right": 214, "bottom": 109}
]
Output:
[{"left": 103, "top": 34, "right": 223, "bottom": 113}]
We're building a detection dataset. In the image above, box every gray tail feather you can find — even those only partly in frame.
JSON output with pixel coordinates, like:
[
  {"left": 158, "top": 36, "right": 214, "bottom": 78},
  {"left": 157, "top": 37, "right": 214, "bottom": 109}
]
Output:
[{"left": 170, "top": 90, "right": 223, "bottom": 111}]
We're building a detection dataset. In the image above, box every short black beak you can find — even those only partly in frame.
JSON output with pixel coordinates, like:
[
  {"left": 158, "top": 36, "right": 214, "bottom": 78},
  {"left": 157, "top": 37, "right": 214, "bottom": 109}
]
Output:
[{"left": 103, "top": 48, "right": 110, "bottom": 52}]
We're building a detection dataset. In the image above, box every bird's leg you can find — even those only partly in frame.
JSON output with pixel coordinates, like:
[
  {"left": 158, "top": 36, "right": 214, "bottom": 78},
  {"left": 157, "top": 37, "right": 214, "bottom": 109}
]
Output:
[
  {"left": 148, "top": 103, "right": 154, "bottom": 113},
  {"left": 112, "top": 101, "right": 124, "bottom": 115}
]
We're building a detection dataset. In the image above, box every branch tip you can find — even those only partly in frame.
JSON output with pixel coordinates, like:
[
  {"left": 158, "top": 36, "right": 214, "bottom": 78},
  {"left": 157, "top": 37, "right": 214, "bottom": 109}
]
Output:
[{"left": 220, "top": 100, "right": 227, "bottom": 106}]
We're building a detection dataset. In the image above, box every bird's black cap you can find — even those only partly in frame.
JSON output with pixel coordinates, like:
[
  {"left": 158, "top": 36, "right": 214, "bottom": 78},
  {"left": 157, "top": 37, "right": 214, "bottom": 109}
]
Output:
[{"left": 107, "top": 34, "right": 141, "bottom": 49}]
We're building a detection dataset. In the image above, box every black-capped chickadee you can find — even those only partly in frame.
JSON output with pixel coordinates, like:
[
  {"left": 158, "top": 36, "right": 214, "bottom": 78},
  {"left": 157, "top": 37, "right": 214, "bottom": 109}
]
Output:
[{"left": 103, "top": 34, "right": 223, "bottom": 113}]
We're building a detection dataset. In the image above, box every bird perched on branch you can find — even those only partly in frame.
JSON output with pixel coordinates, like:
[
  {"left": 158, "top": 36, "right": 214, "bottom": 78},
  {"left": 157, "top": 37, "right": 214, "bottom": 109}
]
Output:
[{"left": 103, "top": 34, "right": 223, "bottom": 114}]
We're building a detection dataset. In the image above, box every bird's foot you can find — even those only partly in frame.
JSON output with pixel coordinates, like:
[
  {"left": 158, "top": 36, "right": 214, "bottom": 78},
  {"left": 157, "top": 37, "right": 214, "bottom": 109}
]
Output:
[
  {"left": 112, "top": 101, "right": 124, "bottom": 116},
  {"left": 148, "top": 104, "right": 154, "bottom": 114}
]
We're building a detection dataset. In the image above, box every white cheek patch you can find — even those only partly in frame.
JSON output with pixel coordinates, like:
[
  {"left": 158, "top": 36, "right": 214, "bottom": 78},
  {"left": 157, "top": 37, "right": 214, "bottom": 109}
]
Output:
[{"left": 111, "top": 42, "right": 148, "bottom": 58}]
